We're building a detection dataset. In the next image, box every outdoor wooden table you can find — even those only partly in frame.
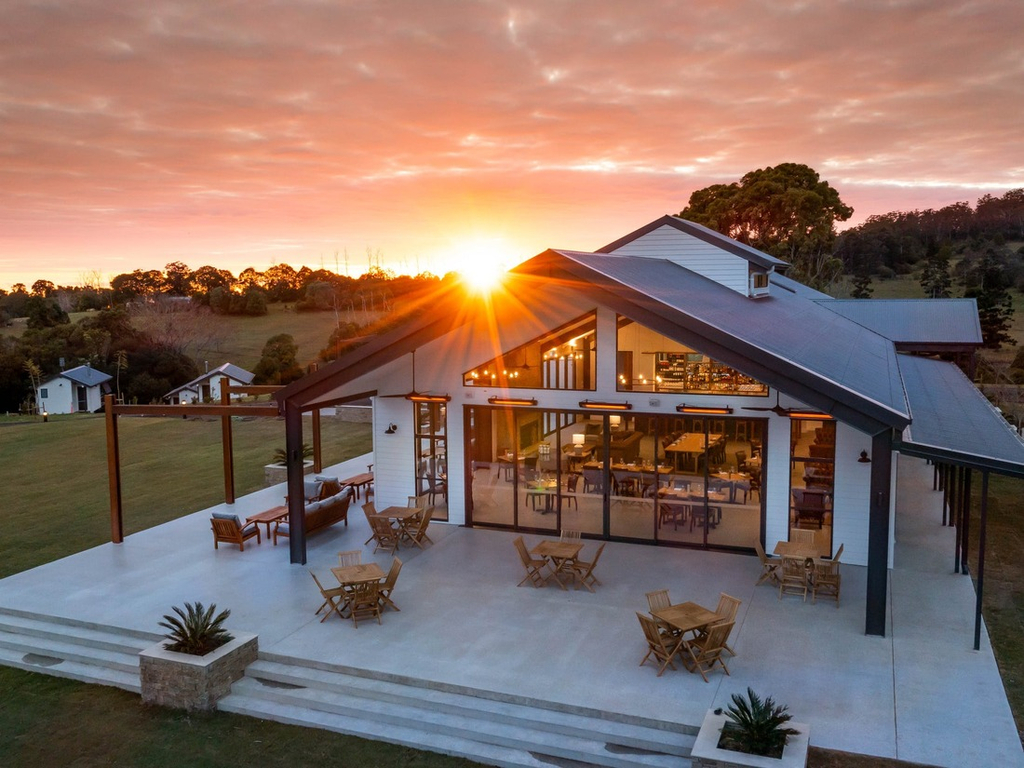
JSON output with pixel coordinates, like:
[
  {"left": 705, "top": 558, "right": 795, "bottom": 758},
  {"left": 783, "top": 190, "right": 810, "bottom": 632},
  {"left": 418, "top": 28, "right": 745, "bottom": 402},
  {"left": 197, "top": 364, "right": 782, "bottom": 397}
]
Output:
[
  {"left": 341, "top": 472, "right": 374, "bottom": 500},
  {"left": 245, "top": 505, "right": 288, "bottom": 541},
  {"left": 530, "top": 540, "right": 583, "bottom": 590},
  {"left": 774, "top": 541, "right": 827, "bottom": 559},
  {"left": 331, "top": 562, "right": 385, "bottom": 588},
  {"left": 651, "top": 601, "right": 721, "bottom": 636},
  {"left": 373, "top": 506, "right": 421, "bottom": 542},
  {"left": 651, "top": 601, "right": 721, "bottom": 667}
]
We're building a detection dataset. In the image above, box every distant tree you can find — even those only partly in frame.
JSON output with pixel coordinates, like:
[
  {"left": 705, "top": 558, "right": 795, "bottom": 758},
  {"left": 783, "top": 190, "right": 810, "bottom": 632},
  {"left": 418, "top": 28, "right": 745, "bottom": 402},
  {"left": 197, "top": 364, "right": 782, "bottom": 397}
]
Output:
[
  {"left": 263, "top": 263, "right": 301, "bottom": 302},
  {"left": 253, "top": 334, "right": 303, "bottom": 385},
  {"left": 850, "top": 272, "right": 873, "bottom": 299},
  {"left": 242, "top": 287, "right": 269, "bottom": 316},
  {"left": 681, "top": 163, "right": 853, "bottom": 290},
  {"left": 163, "top": 261, "right": 192, "bottom": 296},
  {"left": 0, "top": 337, "right": 29, "bottom": 411},
  {"left": 919, "top": 245, "right": 954, "bottom": 298},
  {"left": 188, "top": 265, "right": 235, "bottom": 299},
  {"left": 124, "top": 345, "right": 199, "bottom": 403},
  {"left": 319, "top": 321, "right": 363, "bottom": 362},
  {"left": 24, "top": 296, "right": 70, "bottom": 329},
  {"left": 964, "top": 247, "right": 1016, "bottom": 349},
  {"left": 296, "top": 281, "right": 335, "bottom": 312},
  {"left": 31, "top": 279, "right": 56, "bottom": 297}
]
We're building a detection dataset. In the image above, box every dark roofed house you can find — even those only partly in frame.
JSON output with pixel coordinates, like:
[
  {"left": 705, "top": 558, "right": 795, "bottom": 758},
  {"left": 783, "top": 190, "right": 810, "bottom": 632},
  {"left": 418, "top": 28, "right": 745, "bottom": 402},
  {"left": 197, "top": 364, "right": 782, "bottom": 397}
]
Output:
[
  {"left": 272, "top": 214, "right": 1024, "bottom": 638},
  {"left": 36, "top": 364, "right": 112, "bottom": 415}
]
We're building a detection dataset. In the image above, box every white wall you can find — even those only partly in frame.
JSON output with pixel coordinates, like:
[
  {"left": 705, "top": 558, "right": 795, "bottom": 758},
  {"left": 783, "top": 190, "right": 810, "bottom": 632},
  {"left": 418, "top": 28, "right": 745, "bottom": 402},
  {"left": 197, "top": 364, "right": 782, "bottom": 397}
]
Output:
[
  {"left": 607, "top": 224, "right": 750, "bottom": 294},
  {"left": 36, "top": 378, "right": 104, "bottom": 414}
]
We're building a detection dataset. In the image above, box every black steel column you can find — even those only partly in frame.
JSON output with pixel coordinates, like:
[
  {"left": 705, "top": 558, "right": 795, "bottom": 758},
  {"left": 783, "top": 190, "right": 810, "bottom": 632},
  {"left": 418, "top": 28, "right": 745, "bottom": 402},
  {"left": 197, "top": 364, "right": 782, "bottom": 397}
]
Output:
[
  {"left": 974, "top": 471, "right": 989, "bottom": 651},
  {"left": 866, "top": 430, "right": 893, "bottom": 637},
  {"left": 961, "top": 469, "right": 971, "bottom": 576},
  {"left": 953, "top": 465, "right": 962, "bottom": 573},
  {"left": 285, "top": 400, "right": 307, "bottom": 565},
  {"left": 941, "top": 463, "right": 949, "bottom": 525}
]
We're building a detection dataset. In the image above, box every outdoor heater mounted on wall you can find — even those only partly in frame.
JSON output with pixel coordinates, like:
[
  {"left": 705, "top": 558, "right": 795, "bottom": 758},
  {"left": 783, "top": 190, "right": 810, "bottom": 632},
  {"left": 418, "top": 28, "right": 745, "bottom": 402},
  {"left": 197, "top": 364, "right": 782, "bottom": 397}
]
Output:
[
  {"left": 578, "top": 399, "right": 632, "bottom": 411},
  {"left": 676, "top": 404, "right": 733, "bottom": 415},
  {"left": 487, "top": 397, "right": 538, "bottom": 406}
]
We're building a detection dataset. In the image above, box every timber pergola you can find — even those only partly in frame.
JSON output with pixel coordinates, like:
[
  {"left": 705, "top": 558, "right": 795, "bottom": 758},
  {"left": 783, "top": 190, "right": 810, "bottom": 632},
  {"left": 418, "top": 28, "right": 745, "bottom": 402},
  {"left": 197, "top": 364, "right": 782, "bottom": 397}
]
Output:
[{"left": 103, "top": 383, "right": 335, "bottom": 544}]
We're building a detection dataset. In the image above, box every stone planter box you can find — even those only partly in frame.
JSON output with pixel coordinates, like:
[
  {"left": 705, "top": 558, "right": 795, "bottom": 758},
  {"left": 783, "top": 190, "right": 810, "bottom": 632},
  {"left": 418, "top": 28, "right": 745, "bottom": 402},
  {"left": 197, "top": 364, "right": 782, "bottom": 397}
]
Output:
[
  {"left": 691, "top": 710, "right": 810, "bottom": 768},
  {"left": 264, "top": 460, "right": 314, "bottom": 486},
  {"left": 139, "top": 632, "right": 257, "bottom": 712}
]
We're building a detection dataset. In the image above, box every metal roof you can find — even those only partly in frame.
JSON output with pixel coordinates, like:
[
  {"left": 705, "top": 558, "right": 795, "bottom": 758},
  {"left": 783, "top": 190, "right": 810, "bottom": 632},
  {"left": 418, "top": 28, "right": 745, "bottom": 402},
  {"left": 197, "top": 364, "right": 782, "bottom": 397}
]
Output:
[
  {"left": 596, "top": 215, "right": 790, "bottom": 272},
  {"left": 769, "top": 272, "right": 831, "bottom": 299},
  {"left": 896, "top": 354, "right": 1024, "bottom": 477},
  {"left": 817, "top": 299, "right": 983, "bottom": 346},
  {"left": 544, "top": 250, "right": 910, "bottom": 431},
  {"left": 167, "top": 362, "right": 256, "bottom": 397},
  {"left": 58, "top": 365, "right": 112, "bottom": 387}
]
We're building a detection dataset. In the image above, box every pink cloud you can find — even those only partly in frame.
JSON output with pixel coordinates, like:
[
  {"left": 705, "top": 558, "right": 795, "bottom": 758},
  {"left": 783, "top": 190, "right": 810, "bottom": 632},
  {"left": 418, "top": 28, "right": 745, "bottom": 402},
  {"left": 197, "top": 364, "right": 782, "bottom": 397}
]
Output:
[{"left": 1, "top": 0, "right": 1021, "bottom": 288}]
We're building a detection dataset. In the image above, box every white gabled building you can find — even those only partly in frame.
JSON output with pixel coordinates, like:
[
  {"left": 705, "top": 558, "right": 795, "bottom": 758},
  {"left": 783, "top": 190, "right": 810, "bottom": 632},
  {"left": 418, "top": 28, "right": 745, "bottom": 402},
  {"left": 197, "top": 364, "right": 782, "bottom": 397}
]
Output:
[
  {"left": 273, "top": 215, "right": 1024, "bottom": 637},
  {"left": 164, "top": 362, "right": 255, "bottom": 404},
  {"left": 37, "top": 364, "right": 112, "bottom": 415}
]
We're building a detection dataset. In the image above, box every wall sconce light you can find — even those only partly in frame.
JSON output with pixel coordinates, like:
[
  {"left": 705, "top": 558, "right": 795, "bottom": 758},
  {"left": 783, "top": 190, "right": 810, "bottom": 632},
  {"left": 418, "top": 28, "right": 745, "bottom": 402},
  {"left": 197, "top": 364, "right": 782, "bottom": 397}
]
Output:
[
  {"left": 858, "top": 450, "right": 871, "bottom": 463},
  {"left": 384, "top": 423, "right": 397, "bottom": 434}
]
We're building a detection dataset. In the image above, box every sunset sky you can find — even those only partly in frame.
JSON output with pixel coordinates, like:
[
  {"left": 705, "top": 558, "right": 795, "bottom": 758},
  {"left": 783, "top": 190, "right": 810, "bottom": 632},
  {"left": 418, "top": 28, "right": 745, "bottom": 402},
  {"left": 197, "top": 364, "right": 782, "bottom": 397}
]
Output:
[{"left": 2, "top": 0, "right": 1022, "bottom": 290}]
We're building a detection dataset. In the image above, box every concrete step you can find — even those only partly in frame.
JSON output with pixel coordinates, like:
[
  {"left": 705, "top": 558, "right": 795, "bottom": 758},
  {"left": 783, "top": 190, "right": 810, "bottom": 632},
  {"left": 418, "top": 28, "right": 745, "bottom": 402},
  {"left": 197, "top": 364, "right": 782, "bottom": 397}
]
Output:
[
  {"left": 0, "top": 641, "right": 142, "bottom": 693},
  {"left": 245, "top": 658, "right": 694, "bottom": 757},
  {"left": 222, "top": 692, "right": 645, "bottom": 768},
  {"left": 0, "top": 608, "right": 157, "bottom": 655},
  {"left": 0, "top": 608, "right": 157, "bottom": 693}
]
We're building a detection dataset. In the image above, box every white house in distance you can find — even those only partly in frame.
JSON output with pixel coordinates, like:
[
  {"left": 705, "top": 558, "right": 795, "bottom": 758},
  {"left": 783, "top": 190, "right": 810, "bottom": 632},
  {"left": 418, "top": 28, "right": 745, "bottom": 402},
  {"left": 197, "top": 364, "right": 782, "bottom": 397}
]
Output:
[
  {"left": 273, "top": 214, "right": 1024, "bottom": 637},
  {"left": 164, "top": 363, "right": 255, "bottom": 404},
  {"left": 37, "top": 364, "right": 112, "bottom": 415}
]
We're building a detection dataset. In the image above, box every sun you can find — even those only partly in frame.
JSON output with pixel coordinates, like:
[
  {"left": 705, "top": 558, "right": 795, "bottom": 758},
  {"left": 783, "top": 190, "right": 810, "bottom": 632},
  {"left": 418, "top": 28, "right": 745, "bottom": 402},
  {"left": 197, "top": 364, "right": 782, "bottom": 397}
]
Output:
[{"left": 449, "top": 237, "right": 514, "bottom": 292}]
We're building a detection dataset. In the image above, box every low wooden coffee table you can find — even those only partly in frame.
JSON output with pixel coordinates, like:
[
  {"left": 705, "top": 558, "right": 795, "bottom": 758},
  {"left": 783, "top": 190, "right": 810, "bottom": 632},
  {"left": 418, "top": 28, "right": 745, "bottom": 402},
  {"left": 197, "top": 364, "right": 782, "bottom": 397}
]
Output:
[{"left": 246, "top": 506, "right": 288, "bottom": 541}]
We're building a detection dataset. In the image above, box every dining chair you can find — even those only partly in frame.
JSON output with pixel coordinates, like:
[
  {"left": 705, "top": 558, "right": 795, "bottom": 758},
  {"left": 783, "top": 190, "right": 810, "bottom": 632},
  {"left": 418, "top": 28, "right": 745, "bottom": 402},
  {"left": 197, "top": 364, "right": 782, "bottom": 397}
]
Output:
[
  {"left": 513, "top": 536, "right": 547, "bottom": 588},
  {"left": 682, "top": 620, "right": 733, "bottom": 682},
  {"left": 779, "top": 556, "right": 809, "bottom": 601},
  {"left": 348, "top": 581, "right": 382, "bottom": 627},
  {"left": 337, "top": 550, "right": 361, "bottom": 568},
  {"left": 754, "top": 539, "right": 781, "bottom": 585},
  {"left": 791, "top": 528, "right": 816, "bottom": 545},
  {"left": 408, "top": 506, "right": 434, "bottom": 548},
  {"left": 560, "top": 473, "right": 580, "bottom": 510},
  {"left": 378, "top": 557, "right": 403, "bottom": 612},
  {"left": 646, "top": 588, "right": 671, "bottom": 612},
  {"left": 361, "top": 502, "right": 378, "bottom": 545},
  {"left": 571, "top": 542, "right": 605, "bottom": 592},
  {"left": 812, "top": 543, "right": 843, "bottom": 607},
  {"left": 309, "top": 571, "right": 348, "bottom": 623},
  {"left": 560, "top": 529, "right": 581, "bottom": 543},
  {"left": 369, "top": 515, "right": 400, "bottom": 554},
  {"left": 636, "top": 612, "right": 683, "bottom": 677},
  {"left": 705, "top": 593, "right": 741, "bottom": 656}
]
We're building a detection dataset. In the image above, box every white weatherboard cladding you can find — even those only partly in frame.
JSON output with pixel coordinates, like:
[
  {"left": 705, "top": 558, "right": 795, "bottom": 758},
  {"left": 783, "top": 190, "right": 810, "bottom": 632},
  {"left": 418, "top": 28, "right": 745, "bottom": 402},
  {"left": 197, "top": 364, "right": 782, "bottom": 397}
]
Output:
[
  {"left": 832, "top": 422, "right": 874, "bottom": 567},
  {"left": 606, "top": 224, "right": 750, "bottom": 294}
]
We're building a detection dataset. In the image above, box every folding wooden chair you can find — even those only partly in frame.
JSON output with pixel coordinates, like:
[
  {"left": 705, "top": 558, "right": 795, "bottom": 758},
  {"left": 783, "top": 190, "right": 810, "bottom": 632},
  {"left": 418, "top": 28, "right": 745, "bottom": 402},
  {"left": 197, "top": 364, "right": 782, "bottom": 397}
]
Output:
[
  {"left": 571, "top": 542, "right": 605, "bottom": 592},
  {"left": 309, "top": 571, "right": 348, "bottom": 623},
  {"left": 790, "top": 528, "right": 816, "bottom": 545},
  {"left": 514, "top": 536, "right": 547, "bottom": 588},
  {"left": 779, "top": 556, "right": 809, "bottom": 601},
  {"left": 362, "top": 502, "right": 379, "bottom": 545},
  {"left": 812, "top": 543, "right": 843, "bottom": 607},
  {"left": 378, "top": 557, "right": 403, "bottom": 612},
  {"left": 683, "top": 620, "right": 733, "bottom": 682},
  {"left": 348, "top": 581, "right": 381, "bottom": 627},
  {"left": 560, "top": 529, "right": 581, "bottom": 543},
  {"left": 754, "top": 539, "right": 780, "bottom": 585},
  {"left": 408, "top": 507, "right": 434, "bottom": 548},
  {"left": 369, "top": 516, "right": 400, "bottom": 554},
  {"left": 637, "top": 612, "right": 683, "bottom": 677},
  {"left": 646, "top": 589, "right": 671, "bottom": 613},
  {"left": 696, "top": 593, "right": 742, "bottom": 656},
  {"left": 337, "top": 550, "right": 362, "bottom": 567}
]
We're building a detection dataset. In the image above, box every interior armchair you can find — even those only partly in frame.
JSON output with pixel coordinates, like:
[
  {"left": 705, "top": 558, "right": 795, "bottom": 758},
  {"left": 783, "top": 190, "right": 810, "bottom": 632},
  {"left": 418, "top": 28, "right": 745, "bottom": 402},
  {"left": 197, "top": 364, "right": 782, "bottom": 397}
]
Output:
[{"left": 211, "top": 511, "right": 260, "bottom": 551}]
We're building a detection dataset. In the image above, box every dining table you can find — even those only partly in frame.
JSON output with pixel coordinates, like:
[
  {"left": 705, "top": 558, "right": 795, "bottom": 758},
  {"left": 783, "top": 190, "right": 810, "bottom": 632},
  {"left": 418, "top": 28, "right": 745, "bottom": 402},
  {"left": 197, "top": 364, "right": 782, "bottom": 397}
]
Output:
[
  {"left": 651, "top": 601, "right": 722, "bottom": 664},
  {"left": 530, "top": 540, "right": 583, "bottom": 590},
  {"left": 525, "top": 478, "right": 558, "bottom": 513},
  {"left": 372, "top": 506, "right": 421, "bottom": 542},
  {"left": 712, "top": 471, "right": 752, "bottom": 503},
  {"left": 331, "top": 562, "right": 385, "bottom": 588},
  {"left": 663, "top": 433, "right": 724, "bottom": 472},
  {"left": 773, "top": 540, "right": 828, "bottom": 560}
]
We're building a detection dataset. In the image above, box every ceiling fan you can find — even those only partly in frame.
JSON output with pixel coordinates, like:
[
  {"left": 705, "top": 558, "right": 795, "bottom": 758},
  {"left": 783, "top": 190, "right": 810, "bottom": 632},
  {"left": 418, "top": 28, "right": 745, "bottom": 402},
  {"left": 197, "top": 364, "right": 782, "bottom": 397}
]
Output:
[
  {"left": 742, "top": 391, "right": 832, "bottom": 419},
  {"left": 742, "top": 391, "right": 790, "bottom": 416}
]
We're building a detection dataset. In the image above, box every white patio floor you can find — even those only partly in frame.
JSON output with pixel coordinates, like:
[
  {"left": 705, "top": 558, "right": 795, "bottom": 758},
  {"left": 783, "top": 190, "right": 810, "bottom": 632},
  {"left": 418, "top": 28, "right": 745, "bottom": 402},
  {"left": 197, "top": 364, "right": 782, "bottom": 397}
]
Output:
[{"left": 0, "top": 455, "right": 1020, "bottom": 767}]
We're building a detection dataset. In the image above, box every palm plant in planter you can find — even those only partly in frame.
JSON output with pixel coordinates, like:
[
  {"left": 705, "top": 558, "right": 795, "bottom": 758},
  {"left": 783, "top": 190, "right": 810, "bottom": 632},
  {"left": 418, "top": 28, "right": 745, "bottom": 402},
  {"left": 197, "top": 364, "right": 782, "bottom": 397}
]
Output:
[
  {"left": 271, "top": 444, "right": 314, "bottom": 466},
  {"left": 718, "top": 687, "right": 799, "bottom": 759},
  {"left": 158, "top": 602, "right": 233, "bottom": 656}
]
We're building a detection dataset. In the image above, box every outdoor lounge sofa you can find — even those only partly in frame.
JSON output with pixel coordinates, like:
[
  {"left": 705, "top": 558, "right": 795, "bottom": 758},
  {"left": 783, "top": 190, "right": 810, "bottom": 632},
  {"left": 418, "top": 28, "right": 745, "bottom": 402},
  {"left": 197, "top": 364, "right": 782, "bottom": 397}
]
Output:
[{"left": 273, "top": 485, "right": 353, "bottom": 544}]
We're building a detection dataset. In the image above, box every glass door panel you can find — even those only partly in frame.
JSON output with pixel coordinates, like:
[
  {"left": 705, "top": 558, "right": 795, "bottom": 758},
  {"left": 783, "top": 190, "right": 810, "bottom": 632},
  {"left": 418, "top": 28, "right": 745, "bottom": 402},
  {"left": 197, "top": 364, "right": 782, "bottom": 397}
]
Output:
[
  {"left": 415, "top": 402, "right": 448, "bottom": 521},
  {"left": 565, "top": 413, "right": 605, "bottom": 536},
  {"left": 468, "top": 406, "right": 514, "bottom": 527},
  {"left": 608, "top": 414, "right": 656, "bottom": 540},
  {"left": 515, "top": 410, "right": 557, "bottom": 533},
  {"left": 789, "top": 419, "right": 835, "bottom": 556}
]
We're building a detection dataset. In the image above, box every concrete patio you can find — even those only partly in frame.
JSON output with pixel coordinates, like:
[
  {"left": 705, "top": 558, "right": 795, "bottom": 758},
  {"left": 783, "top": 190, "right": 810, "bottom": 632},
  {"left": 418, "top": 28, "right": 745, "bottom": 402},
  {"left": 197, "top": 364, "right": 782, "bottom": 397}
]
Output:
[{"left": 0, "top": 455, "right": 1020, "bottom": 767}]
